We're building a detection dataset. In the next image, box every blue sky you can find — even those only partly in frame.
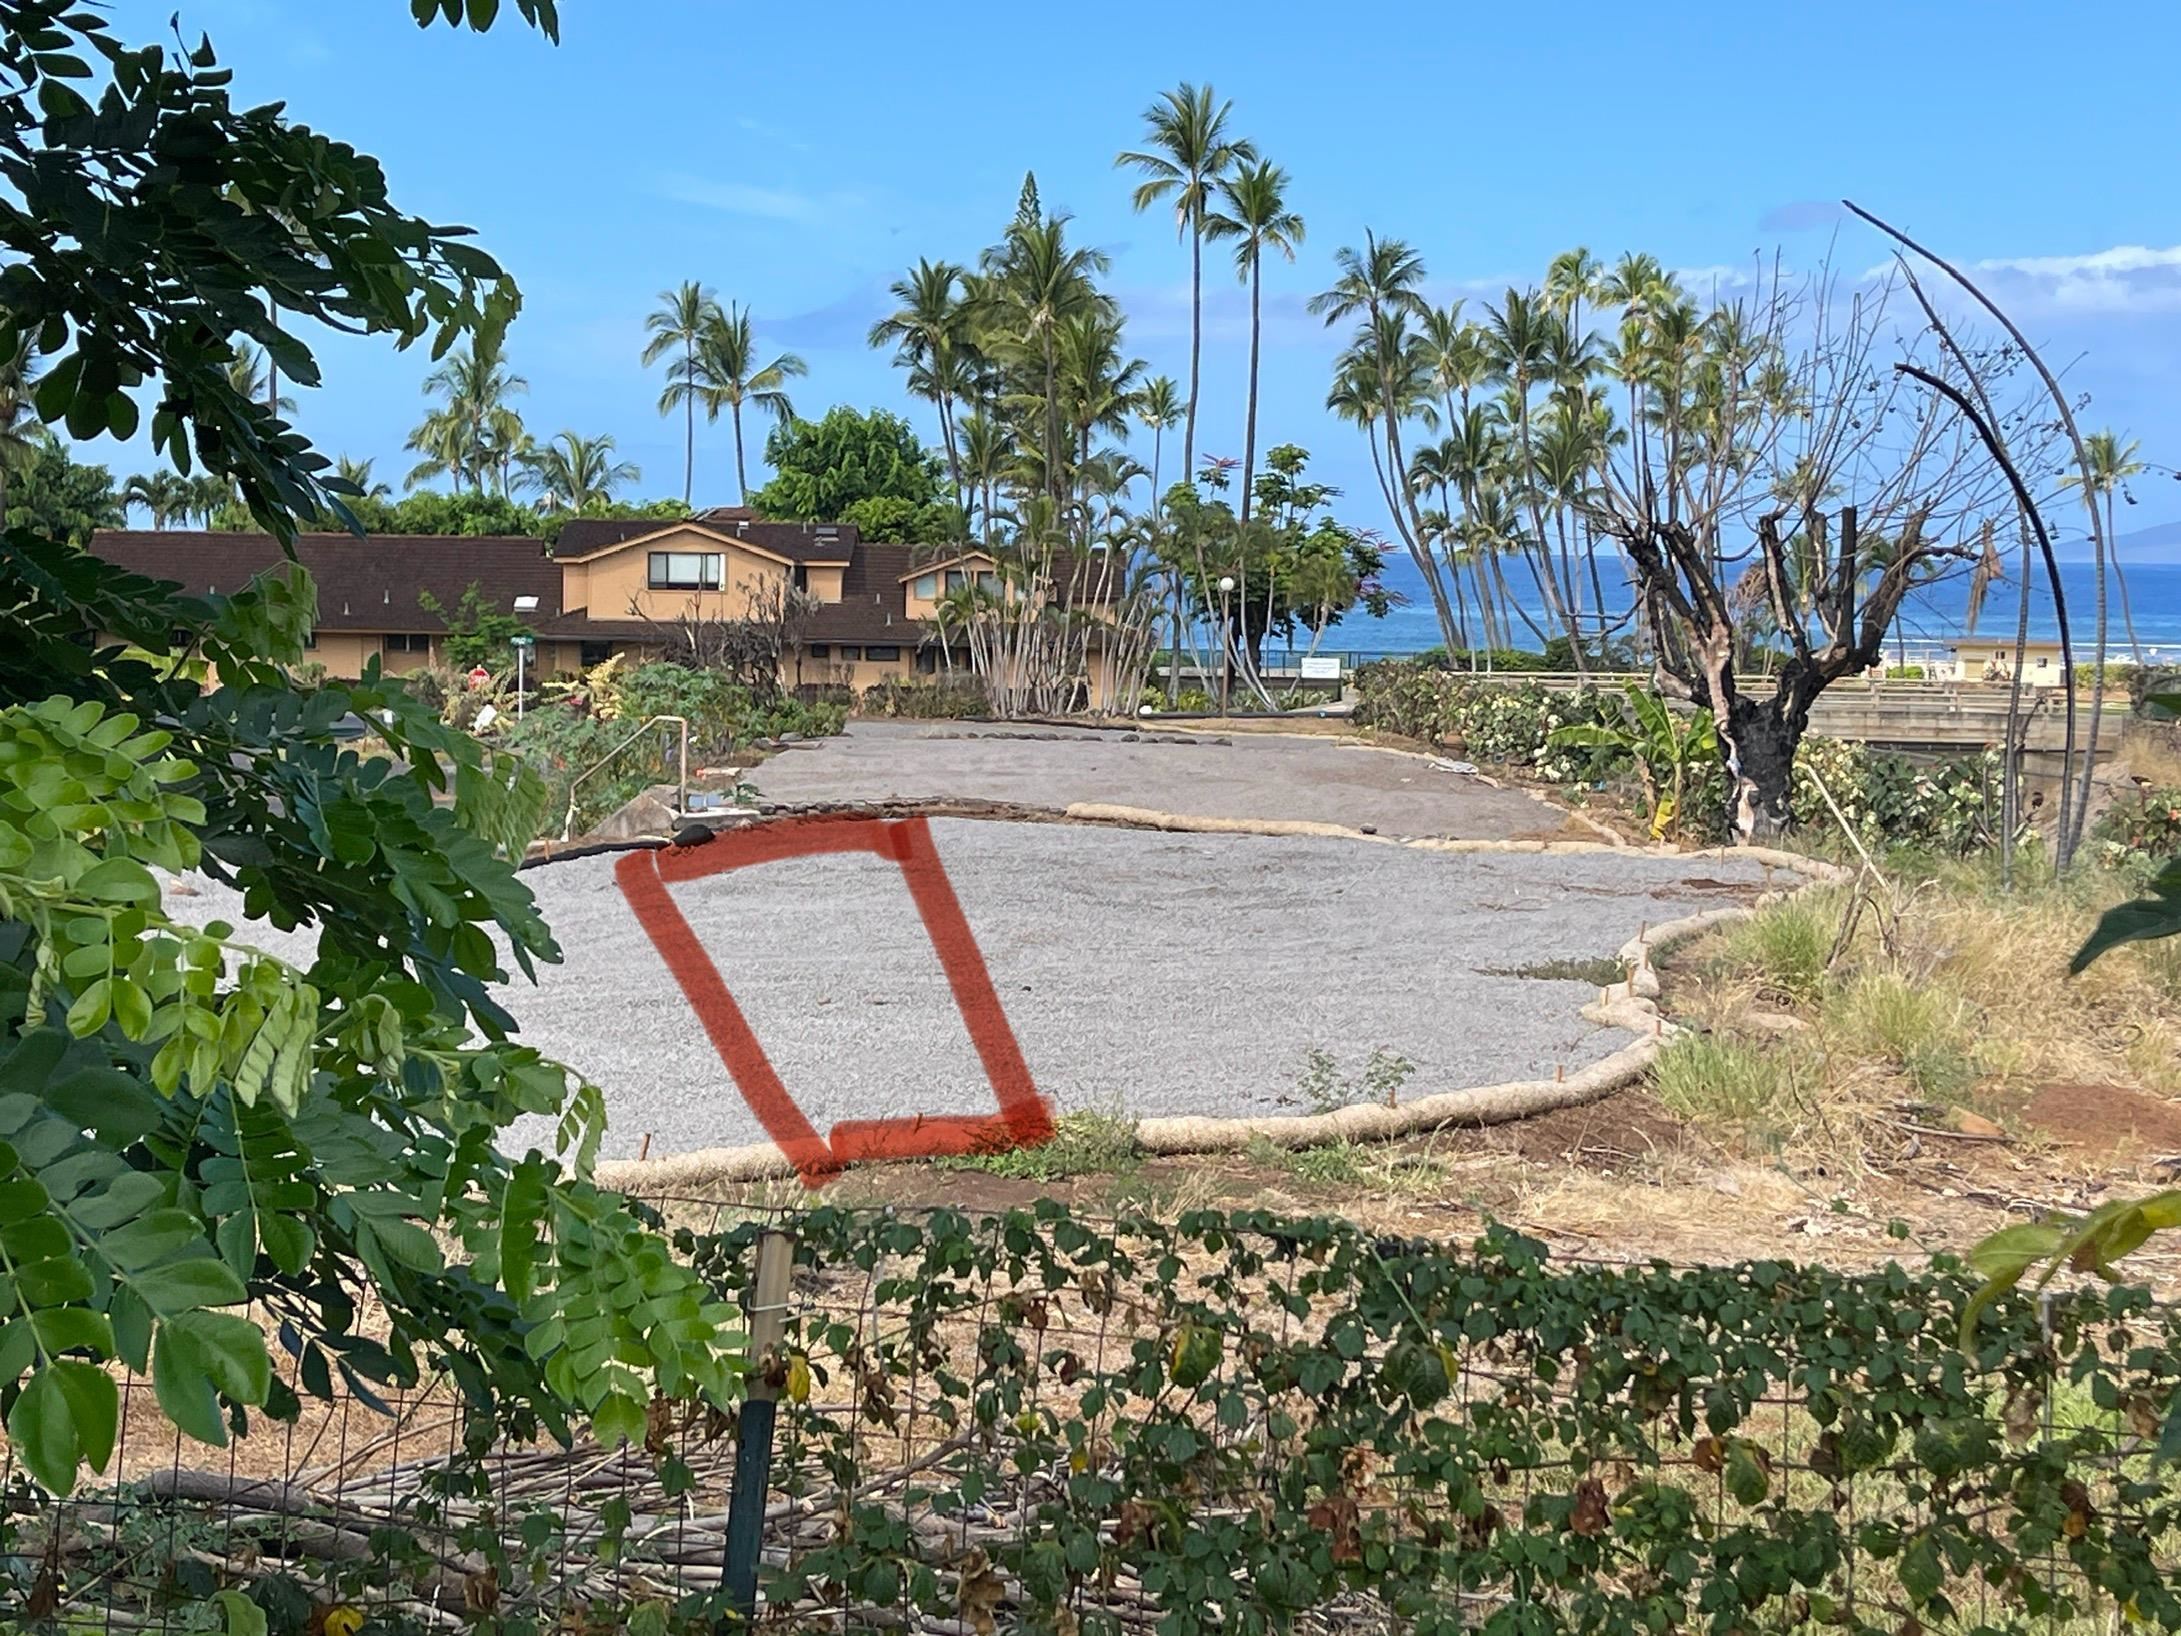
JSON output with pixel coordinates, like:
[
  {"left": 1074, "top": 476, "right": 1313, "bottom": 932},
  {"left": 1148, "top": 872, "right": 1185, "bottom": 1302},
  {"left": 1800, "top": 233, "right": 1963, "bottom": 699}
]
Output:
[{"left": 106, "top": 0, "right": 2181, "bottom": 553}]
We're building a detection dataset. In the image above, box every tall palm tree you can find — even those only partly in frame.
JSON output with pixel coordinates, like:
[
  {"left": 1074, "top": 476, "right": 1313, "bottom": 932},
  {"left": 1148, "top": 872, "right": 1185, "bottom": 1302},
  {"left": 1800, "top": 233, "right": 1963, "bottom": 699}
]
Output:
[
  {"left": 868, "top": 259, "right": 973, "bottom": 508},
  {"left": 1116, "top": 83, "right": 1256, "bottom": 485},
  {"left": 642, "top": 281, "right": 724, "bottom": 507},
  {"left": 2066, "top": 430, "right": 2146, "bottom": 668},
  {"left": 334, "top": 455, "right": 392, "bottom": 502},
  {"left": 1311, "top": 235, "right": 1463, "bottom": 650},
  {"left": 226, "top": 348, "right": 296, "bottom": 418},
  {"left": 695, "top": 304, "right": 805, "bottom": 503},
  {"left": 520, "top": 430, "right": 642, "bottom": 512},
  {"left": 405, "top": 333, "right": 526, "bottom": 492},
  {"left": 976, "top": 214, "right": 1110, "bottom": 507},
  {"left": 1133, "top": 376, "right": 1183, "bottom": 506},
  {"left": 1203, "top": 159, "right": 1303, "bottom": 524},
  {"left": 122, "top": 471, "right": 195, "bottom": 529}
]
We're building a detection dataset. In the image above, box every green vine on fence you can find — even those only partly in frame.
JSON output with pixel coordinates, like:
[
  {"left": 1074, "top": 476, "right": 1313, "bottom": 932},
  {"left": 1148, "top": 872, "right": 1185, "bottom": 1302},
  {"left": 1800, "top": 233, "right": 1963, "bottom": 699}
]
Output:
[{"left": 661, "top": 1203, "right": 2181, "bottom": 1636}]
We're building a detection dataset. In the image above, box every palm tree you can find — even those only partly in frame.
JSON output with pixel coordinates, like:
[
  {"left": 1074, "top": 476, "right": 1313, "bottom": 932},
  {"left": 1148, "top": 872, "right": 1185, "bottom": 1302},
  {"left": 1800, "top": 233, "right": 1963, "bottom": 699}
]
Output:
[
  {"left": 405, "top": 333, "right": 526, "bottom": 492},
  {"left": 226, "top": 348, "right": 296, "bottom": 418},
  {"left": 643, "top": 281, "right": 724, "bottom": 508},
  {"left": 521, "top": 430, "right": 641, "bottom": 512},
  {"left": 0, "top": 337, "right": 39, "bottom": 513},
  {"left": 1133, "top": 376, "right": 1183, "bottom": 506},
  {"left": 1116, "top": 83, "right": 1256, "bottom": 485},
  {"left": 122, "top": 471, "right": 195, "bottom": 529},
  {"left": 695, "top": 304, "right": 805, "bottom": 503},
  {"left": 869, "top": 259, "right": 973, "bottom": 508},
  {"left": 186, "top": 473, "right": 232, "bottom": 527},
  {"left": 1203, "top": 159, "right": 1303, "bottom": 524},
  {"left": 2066, "top": 430, "right": 2146, "bottom": 668},
  {"left": 334, "top": 455, "right": 392, "bottom": 501},
  {"left": 976, "top": 214, "right": 1110, "bottom": 507}
]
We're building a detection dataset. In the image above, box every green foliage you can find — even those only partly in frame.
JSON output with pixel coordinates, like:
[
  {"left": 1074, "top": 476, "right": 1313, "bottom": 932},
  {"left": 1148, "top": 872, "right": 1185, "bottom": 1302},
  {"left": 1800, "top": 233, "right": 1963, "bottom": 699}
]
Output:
[
  {"left": 1825, "top": 972, "right": 1980, "bottom": 1102},
  {"left": 750, "top": 406, "right": 951, "bottom": 529},
  {"left": 858, "top": 676, "right": 990, "bottom": 720},
  {"left": 418, "top": 579, "right": 535, "bottom": 671},
  {"left": 0, "top": 1, "right": 743, "bottom": 1498},
  {"left": 2094, "top": 786, "right": 2181, "bottom": 875},
  {"left": 669, "top": 1202, "right": 2181, "bottom": 1636},
  {"left": 5, "top": 434, "right": 123, "bottom": 546},
  {"left": 1720, "top": 891, "right": 1835, "bottom": 1002},
  {"left": 937, "top": 1110, "right": 1141, "bottom": 1181},
  {"left": 331, "top": 487, "right": 542, "bottom": 538},
  {"left": 1549, "top": 683, "right": 1717, "bottom": 839},
  {"left": 1650, "top": 1033, "right": 1799, "bottom": 1126}
]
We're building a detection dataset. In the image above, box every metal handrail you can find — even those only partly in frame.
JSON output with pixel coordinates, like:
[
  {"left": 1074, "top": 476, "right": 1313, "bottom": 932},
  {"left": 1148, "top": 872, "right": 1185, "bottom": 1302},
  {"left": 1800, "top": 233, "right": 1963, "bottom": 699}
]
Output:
[{"left": 561, "top": 714, "right": 689, "bottom": 841}]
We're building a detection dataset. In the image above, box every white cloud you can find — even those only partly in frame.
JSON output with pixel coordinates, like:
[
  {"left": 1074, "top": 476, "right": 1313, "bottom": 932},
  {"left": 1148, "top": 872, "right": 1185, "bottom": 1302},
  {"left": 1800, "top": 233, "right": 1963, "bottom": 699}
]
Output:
[
  {"left": 1860, "top": 241, "right": 2181, "bottom": 315},
  {"left": 654, "top": 174, "right": 860, "bottom": 223},
  {"left": 1974, "top": 244, "right": 2181, "bottom": 279}
]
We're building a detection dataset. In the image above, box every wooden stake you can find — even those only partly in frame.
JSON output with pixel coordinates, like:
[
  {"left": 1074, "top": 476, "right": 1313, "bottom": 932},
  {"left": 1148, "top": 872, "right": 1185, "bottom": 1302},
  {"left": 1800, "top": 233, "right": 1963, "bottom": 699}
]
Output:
[{"left": 637, "top": 1131, "right": 653, "bottom": 1161}]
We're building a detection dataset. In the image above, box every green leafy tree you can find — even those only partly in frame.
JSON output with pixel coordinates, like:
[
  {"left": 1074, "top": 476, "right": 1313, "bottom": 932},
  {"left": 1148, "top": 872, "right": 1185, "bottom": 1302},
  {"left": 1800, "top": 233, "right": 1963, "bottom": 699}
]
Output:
[
  {"left": 405, "top": 332, "right": 528, "bottom": 495},
  {"left": 0, "top": 0, "right": 739, "bottom": 1501},
  {"left": 419, "top": 580, "right": 537, "bottom": 670},
  {"left": 339, "top": 487, "right": 542, "bottom": 537},
  {"left": 1549, "top": 684, "right": 1719, "bottom": 840},
  {"left": 122, "top": 470, "right": 196, "bottom": 529},
  {"left": 751, "top": 404, "right": 950, "bottom": 526}
]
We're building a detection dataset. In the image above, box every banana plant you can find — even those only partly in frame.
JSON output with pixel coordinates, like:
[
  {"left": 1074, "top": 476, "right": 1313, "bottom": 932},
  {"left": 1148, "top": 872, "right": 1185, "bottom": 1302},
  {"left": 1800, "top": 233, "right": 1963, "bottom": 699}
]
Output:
[{"left": 1548, "top": 683, "right": 1718, "bottom": 841}]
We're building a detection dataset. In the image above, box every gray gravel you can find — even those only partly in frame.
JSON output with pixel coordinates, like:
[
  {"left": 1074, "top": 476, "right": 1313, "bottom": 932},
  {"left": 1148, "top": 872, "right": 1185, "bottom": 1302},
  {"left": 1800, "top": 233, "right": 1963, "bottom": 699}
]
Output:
[
  {"left": 478, "top": 820, "right": 1763, "bottom": 1158},
  {"left": 751, "top": 721, "right": 1567, "bottom": 840}
]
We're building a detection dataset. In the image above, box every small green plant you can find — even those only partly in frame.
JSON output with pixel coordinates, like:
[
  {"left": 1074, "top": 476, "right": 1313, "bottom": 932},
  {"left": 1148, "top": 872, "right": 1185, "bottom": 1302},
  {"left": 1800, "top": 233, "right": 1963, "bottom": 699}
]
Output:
[
  {"left": 1487, "top": 955, "right": 1631, "bottom": 986},
  {"left": 1823, "top": 971, "right": 1979, "bottom": 1100},
  {"left": 418, "top": 579, "right": 535, "bottom": 672},
  {"left": 1548, "top": 683, "right": 1718, "bottom": 839},
  {"left": 1721, "top": 892, "right": 1835, "bottom": 1003},
  {"left": 1651, "top": 1034, "right": 1795, "bottom": 1125},
  {"left": 937, "top": 1109, "right": 1140, "bottom": 1181},
  {"left": 1295, "top": 1045, "right": 1415, "bottom": 1114}
]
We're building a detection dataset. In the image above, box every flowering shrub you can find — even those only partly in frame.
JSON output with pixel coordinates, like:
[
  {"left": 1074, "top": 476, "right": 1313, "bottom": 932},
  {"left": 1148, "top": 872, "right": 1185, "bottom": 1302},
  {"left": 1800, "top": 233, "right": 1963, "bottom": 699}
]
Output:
[{"left": 860, "top": 676, "right": 991, "bottom": 720}]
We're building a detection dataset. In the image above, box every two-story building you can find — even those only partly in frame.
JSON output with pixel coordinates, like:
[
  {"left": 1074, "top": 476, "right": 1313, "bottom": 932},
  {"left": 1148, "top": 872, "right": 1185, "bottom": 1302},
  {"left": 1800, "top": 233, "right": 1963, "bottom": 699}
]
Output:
[{"left": 87, "top": 508, "right": 1113, "bottom": 702}]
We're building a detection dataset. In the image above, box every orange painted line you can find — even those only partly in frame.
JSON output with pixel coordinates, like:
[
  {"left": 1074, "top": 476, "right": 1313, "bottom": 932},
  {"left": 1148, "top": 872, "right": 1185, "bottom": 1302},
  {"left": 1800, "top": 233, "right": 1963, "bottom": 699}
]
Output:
[{"left": 613, "top": 816, "right": 1052, "bottom": 1186}]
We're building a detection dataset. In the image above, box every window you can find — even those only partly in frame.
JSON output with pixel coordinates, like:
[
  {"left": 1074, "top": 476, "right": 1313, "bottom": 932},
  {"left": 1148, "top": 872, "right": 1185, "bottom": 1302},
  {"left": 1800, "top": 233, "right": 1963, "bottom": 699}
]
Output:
[
  {"left": 302, "top": 630, "right": 318, "bottom": 650},
  {"left": 648, "top": 551, "right": 723, "bottom": 590},
  {"left": 384, "top": 633, "right": 430, "bottom": 654},
  {"left": 912, "top": 573, "right": 938, "bottom": 599},
  {"left": 2035, "top": 656, "right": 2050, "bottom": 669},
  {"left": 944, "top": 568, "right": 969, "bottom": 591},
  {"left": 580, "top": 641, "right": 615, "bottom": 668},
  {"left": 866, "top": 645, "right": 901, "bottom": 662},
  {"left": 806, "top": 643, "right": 830, "bottom": 658},
  {"left": 839, "top": 645, "right": 863, "bottom": 662},
  {"left": 915, "top": 647, "right": 939, "bottom": 674},
  {"left": 977, "top": 571, "right": 1001, "bottom": 594}
]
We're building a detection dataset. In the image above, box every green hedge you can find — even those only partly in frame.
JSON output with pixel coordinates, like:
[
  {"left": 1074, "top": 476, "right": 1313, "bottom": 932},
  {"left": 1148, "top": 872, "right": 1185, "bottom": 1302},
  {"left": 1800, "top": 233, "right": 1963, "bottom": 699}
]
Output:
[
  {"left": 1354, "top": 662, "right": 2002, "bottom": 853},
  {"left": 663, "top": 1203, "right": 2181, "bottom": 1636}
]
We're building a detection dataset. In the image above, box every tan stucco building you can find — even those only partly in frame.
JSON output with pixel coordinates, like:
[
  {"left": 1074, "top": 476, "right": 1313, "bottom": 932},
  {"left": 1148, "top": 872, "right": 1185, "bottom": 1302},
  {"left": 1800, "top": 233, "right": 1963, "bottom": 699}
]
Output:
[{"left": 87, "top": 508, "right": 1114, "bottom": 702}]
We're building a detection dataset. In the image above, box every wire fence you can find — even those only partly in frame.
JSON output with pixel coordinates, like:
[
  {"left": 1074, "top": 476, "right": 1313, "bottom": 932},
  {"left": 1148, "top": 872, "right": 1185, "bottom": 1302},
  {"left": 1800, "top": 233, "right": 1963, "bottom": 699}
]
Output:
[{"left": 8, "top": 1196, "right": 2181, "bottom": 1636}]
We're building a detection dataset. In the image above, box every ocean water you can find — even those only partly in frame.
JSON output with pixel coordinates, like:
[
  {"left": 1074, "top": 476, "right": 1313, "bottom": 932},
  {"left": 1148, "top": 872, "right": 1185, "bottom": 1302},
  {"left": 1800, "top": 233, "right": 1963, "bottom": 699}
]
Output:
[{"left": 1292, "top": 556, "right": 2181, "bottom": 663}]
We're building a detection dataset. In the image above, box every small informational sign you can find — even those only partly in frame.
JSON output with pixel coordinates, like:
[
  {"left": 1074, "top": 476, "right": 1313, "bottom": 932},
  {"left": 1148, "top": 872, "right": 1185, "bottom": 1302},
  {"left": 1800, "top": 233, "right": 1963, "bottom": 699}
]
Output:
[
  {"left": 511, "top": 635, "right": 536, "bottom": 651},
  {"left": 1298, "top": 655, "right": 1342, "bottom": 681}
]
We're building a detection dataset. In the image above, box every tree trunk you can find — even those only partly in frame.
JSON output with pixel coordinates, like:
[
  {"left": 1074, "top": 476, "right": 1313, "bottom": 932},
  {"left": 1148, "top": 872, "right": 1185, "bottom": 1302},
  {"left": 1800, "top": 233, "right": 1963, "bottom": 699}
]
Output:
[
  {"left": 732, "top": 401, "right": 748, "bottom": 502},
  {"left": 1715, "top": 691, "right": 1801, "bottom": 842},
  {"left": 1184, "top": 222, "right": 1201, "bottom": 485},
  {"left": 1240, "top": 253, "right": 1261, "bottom": 525},
  {"left": 683, "top": 340, "right": 696, "bottom": 507}
]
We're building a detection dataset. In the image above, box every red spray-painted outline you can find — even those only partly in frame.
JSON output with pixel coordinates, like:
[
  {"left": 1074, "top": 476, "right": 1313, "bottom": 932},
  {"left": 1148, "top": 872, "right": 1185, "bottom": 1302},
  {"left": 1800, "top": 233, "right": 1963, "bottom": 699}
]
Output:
[{"left": 613, "top": 814, "right": 1054, "bottom": 1185}]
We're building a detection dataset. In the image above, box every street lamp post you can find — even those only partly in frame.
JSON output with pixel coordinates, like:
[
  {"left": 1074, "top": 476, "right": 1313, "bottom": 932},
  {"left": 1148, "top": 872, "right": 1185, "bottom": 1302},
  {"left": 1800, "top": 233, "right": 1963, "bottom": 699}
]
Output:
[{"left": 1217, "top": 576, "right": 1236, "bottom": 715}]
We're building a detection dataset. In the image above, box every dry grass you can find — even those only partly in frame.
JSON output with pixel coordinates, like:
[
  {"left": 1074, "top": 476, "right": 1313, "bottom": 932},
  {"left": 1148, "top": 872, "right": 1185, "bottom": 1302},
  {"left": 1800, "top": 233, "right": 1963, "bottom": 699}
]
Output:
[{"left": 1662, "top": 853, "right": 2181, "bottom": 1167}]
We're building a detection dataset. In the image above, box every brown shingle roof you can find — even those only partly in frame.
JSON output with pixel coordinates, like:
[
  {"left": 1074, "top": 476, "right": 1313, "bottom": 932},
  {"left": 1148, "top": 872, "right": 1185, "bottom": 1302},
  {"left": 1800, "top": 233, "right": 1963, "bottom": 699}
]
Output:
[
  {"left": 551, "top": 512, "right": 856, "bottom": 565},
  {"left": 88, "top": 531, "right": 563, "bottom": 631}
]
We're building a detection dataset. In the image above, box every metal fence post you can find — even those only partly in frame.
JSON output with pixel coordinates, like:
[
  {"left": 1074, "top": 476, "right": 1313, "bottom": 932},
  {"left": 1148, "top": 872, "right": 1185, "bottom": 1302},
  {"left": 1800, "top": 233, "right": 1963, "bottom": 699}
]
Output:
[{"left": 721, "top": 1228, "right": 796, "bottom": 1627}]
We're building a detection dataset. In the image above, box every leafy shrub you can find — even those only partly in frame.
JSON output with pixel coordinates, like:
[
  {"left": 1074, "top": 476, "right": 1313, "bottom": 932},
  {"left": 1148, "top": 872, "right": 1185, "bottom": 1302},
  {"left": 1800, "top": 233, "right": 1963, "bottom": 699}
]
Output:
[
  {"left": 2094, "top": 786, "right": 2181, "bottom": 873},
  {"left": 860, "top": 676, "right": 991, "bottom": 720}
]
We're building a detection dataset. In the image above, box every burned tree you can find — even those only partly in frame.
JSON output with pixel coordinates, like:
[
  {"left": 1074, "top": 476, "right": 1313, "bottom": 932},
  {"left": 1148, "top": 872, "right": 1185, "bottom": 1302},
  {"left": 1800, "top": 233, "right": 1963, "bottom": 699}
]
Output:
[{"left": 1588, "top": 259, "right": 2022, "bottom": 839}]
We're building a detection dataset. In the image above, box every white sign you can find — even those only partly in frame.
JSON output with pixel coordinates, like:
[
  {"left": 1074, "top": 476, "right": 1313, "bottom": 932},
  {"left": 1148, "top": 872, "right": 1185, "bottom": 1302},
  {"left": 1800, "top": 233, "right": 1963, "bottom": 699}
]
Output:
[{"left": 1298, "top": 655, "right": 1342, "bottom": 681}]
